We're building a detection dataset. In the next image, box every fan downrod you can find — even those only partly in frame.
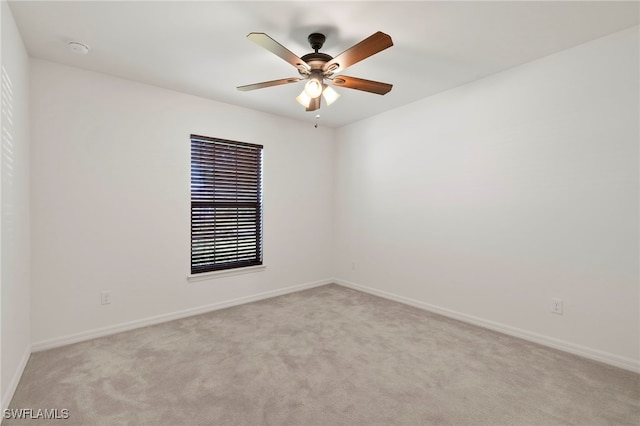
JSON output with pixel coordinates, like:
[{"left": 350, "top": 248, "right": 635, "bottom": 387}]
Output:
[{"left": 308, "top": 33, "right": 326, "bottom": 52}]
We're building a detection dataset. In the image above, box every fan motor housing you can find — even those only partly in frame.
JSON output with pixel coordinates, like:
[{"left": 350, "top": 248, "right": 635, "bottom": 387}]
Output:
[
  {"left": 301, "top": 52, "right": 332, "bottom": 67},
  {"left": 299, "top": 52, "right": 334, "bottom": 76}
]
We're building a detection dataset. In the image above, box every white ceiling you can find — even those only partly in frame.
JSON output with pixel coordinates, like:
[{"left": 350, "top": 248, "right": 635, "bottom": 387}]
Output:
[{"left": 8, "top": 1, "right": 639, "bottom": 128}]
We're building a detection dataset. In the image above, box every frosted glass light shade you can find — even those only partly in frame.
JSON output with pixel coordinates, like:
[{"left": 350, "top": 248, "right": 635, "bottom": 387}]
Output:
[
  {"left": 322, "top": 85, "right": 340, "bottom": 106},
  {"left": 296, "top": 90, "right": 312, "bottom": 108}
]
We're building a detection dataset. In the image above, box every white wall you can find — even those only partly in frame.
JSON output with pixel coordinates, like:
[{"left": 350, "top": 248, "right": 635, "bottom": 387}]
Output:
[
  {"left": 1, "top": 0, "right": 31, "bottom": 410},
  {"left": 334, "top": 27, "right": 639, "bottom": 370},
  {"left": 30, "top": 59, "right": 334, "bottom": 347}
]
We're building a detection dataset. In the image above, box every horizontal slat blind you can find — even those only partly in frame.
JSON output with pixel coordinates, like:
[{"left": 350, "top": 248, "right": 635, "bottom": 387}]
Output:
[{"left": 191, "top": 135, "right": 263, "bottom": 274}]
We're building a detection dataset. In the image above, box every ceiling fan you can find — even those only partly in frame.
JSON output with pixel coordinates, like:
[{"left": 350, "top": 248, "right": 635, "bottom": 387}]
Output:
[{"left": 237, "top": 31, "right": 393, "bottom": 112}]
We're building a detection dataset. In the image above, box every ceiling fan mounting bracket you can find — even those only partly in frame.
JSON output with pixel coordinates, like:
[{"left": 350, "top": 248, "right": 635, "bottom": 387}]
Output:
[{"left": 308, "top": 33, "right": 326, "bottom": 52}]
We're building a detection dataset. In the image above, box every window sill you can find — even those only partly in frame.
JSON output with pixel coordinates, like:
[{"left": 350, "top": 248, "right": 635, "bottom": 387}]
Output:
[{"left": 187, "top": 265, "right": 266, "bottom": 283}]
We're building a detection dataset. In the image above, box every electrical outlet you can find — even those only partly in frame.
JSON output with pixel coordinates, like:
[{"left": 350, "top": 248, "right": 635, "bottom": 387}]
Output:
[
  {"left": 101, "top": 291, "right": 111, "bottom": 305},
  {"left": 552, "top": 298, "right": 563, "bottom": 315}
]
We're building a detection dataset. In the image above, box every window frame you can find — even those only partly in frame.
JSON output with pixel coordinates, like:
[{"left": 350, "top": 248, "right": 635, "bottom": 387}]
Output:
[{"left": 190, "top": 134, "right": 263, "bottom": 275}]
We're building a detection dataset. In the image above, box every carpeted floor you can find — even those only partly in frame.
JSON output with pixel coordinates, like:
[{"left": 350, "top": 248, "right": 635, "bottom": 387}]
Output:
[{"left": 4, "top": 284, "right": 639, "bottom": 425}]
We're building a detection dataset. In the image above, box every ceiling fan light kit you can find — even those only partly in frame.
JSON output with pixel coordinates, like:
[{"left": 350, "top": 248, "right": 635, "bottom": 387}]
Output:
[
  {"left": 295, "top": 84, "right": 340, "bottom": 109},
  {"left": 237, "top": 31, "right": 393, "bottom": 112}
]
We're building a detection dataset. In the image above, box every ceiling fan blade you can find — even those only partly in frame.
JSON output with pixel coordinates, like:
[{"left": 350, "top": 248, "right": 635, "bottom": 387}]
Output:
[
  {"left": 247, "top": 33, "right": 311, "bottom": 73},
  {"left": 332, "top": 75, "right": 393, "bottom": 95},
  {"left": 323, "top": 31, "right": 393, "bottom": 74},
  {"left": 237, "top": 77, "right": 302, "bottom": 91},
  {"left": 306, "top": 96, "right": 321, "bottom": 112}
]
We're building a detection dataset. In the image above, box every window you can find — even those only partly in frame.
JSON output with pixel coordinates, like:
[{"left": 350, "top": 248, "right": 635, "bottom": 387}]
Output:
[{"left": 190, "top": 135, "right": 263, "bottom": 274}]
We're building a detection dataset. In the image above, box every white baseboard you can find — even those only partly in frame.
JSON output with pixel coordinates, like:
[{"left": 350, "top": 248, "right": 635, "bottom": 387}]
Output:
[
  {"left": 2, "top": 346, "right": 31, "bottom": 412},
  {"left": 27, "top": 276, "right": 640, "bottom": 373},
  {"left": 32, "top": 278, "right": 333, "bottom": 352},
  {"left": 334, "top": 278, "right": 640, "bottom": 374}
]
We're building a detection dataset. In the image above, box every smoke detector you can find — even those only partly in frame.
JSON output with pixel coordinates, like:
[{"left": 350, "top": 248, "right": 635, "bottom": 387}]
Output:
[{"left": 68, "top": 41, "right": 90, "bottom": 55}]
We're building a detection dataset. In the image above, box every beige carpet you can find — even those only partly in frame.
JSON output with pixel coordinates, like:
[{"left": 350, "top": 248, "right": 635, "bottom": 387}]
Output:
[{"left": 4, "top": 284, "right": 639, "bottom": 425}]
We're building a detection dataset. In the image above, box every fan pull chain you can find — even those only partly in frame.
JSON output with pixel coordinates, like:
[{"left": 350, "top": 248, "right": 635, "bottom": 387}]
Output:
[{"left": 315, "top": 114, "right": 320, "bottom": 128}]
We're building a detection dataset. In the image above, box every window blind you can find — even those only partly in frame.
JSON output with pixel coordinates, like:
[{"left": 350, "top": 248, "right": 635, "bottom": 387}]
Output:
[{"left": 190, "top": 135, "right": 263, "bottom": 274}]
